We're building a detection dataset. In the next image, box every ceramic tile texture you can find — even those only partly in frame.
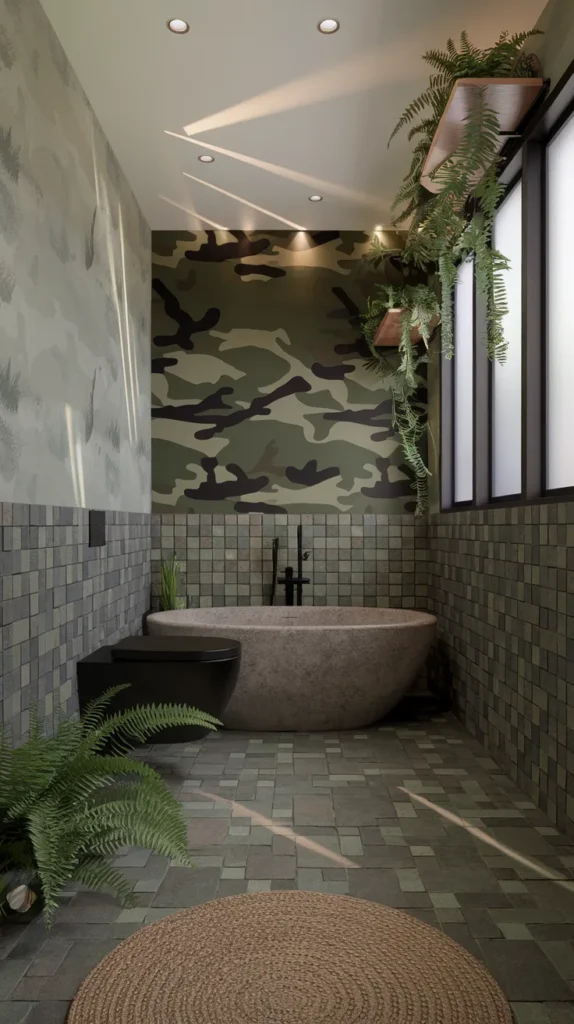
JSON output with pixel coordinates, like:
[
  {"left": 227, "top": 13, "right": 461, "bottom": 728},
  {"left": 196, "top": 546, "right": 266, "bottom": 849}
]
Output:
[
  {"left": 429, "top": 502, "right": 574, "bottom": 838},
  {"left": 0, "top": 502, "right": 151, "bottom": 739},
  {"left": 151, "top": 512, "right": 429, "bottom": 609},
  {"left": 2, "top": 717, "right": 574, "bottom": 1021}
]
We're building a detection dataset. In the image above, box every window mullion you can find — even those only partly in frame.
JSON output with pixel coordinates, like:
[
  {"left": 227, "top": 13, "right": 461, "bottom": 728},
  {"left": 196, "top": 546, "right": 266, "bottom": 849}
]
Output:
[
  {"left": 473, "top": 276, "right": 490, "bottom": 507},
  {"left": 522, "top": 141, "right": 544, "bottom": 500}
]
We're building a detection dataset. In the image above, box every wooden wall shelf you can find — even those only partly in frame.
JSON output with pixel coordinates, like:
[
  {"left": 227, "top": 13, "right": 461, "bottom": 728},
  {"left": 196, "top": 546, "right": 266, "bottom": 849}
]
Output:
[
  {"left": 373, "top": 309, "right": 439, "bottom": 347},
  {"left": 420, "top": 77, "right": 545, "bottom": 194}
]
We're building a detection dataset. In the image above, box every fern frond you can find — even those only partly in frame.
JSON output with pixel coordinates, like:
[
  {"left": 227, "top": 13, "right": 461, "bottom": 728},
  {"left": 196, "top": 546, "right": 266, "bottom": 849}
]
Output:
[
  {"left": 388, "top": 87, "right": 441, "bottom": 146},
  {"left": 1, "top": 696, "right": 219, "bottom": 924},
  {"left": 80, "top": 686, "right": 132, "bottom": 735},
  {"left": 88, "top": 703, "right": 220, "bottom": 756},
  {"left": 362, "top": 282, "right": 439, "bottom": 515},
  {"left": 27, "top": 800, "right": 78, "bottom": 916},
  {"left": 73, "top": 857, "right": 137, "bottom": 912}
]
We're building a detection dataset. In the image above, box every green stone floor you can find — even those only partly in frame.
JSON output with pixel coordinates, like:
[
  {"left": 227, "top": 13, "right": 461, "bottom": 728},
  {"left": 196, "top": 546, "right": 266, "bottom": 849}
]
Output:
[{"left": 2, "top": 716, "right": 574, "bottom": 1023}]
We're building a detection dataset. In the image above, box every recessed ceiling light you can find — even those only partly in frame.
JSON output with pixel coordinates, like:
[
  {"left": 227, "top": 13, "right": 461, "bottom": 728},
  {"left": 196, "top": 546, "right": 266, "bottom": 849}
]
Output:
[
  {"left": 375, "top": 225, "right": 383, "bottom": 231},
  {"left": 308, "top": 195, "right": 323, "bottom": 202},
  {"left": 318, "top": 18, "right": 340, "bottom": 34},
  {"left": 167, "top": 18, "right": 189, "bottom": 34},
  {"left": 198, "top": 154, "right": 215, "bottom": 163}
]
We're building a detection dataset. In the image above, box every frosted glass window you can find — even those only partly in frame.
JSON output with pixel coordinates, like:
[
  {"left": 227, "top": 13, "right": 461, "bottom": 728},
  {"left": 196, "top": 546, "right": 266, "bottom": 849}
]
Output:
[
  {"left": 492, "top": 182, "right": 522, "bottom": 497},
  {"left": 454, "top": 259, "right": 474, "bottom": 503},
  {"left": 547, "top": 112, "right": 574, "bottom": 490}
]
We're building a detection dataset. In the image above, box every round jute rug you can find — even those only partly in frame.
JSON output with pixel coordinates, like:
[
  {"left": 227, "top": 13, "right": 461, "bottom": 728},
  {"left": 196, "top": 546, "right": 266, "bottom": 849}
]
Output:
[{"left": 68, "top": 891, "right": 512, "bottom": 1023}]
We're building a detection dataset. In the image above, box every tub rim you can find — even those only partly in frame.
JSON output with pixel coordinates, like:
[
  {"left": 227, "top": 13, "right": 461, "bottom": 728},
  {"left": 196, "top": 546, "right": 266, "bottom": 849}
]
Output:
[{"left": 146, "top": 609, "right": 438, "bottom": 633}]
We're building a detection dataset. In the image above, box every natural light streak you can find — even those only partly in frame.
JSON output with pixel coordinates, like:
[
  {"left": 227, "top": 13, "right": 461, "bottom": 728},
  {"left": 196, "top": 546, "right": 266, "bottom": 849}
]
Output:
[
  {"left": 166, "top": 131, "right": 385, "bottom": 213},
  {"left": 94, "top": 127, "right": 136, "bottom": 446},
  {"left": 118, "top": 207, "right": 138, "bottom": 445},
  {"left": 182, "top": 171, "right": 306, "bottom": 230},
  {"left": 65, "top": 405, "right": 86, "bottom": 508},
  {"left": 182, "top": 44, "right": 415, "bottom": 136},
  {"left": 159, "top": 194, "right": 228, "bottom": 230},
  {"left": 193, "top": 788, "right": 357, "bottom": 869},
  {"left": 400, "top": 788, "right": 574, "bottom": 892}
]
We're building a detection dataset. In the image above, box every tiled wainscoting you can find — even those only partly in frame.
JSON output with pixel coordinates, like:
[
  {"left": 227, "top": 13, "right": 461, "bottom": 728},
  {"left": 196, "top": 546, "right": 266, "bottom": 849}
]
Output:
[
  {"left": 429, "top": 502, "right": 574, "bottom": 834},
  {"left": 151, "top": 513, "right": 429, "bottom": 610},
  {"left": 0, "top": 502, "right": 151, "bottom": 738}
]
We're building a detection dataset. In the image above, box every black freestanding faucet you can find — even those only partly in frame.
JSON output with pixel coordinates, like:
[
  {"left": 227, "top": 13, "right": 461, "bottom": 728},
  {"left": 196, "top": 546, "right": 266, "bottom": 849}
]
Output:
[{"left": 277, "top": 524, "right": 310, "bottom": 605}]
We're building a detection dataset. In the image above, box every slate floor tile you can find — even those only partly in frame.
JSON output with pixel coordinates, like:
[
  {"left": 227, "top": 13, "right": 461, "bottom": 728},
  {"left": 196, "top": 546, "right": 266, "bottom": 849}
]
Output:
[
  {"left": 152, "top": 867, "right": 220, "bottom": 907},
  {"left": 0, "top": 1004, "right": 35, "bottom": 1024},
  {"left": 245, "top": 853, "right": 297, "bottom": 879},
  {"left": 2, "top": 717, "right": 574, "bottom": 1015},
  {"left": 293, "top": 795, "right": 334, "bottom": 827},
  {"left": 479, "top": 940, "right": 574, "bottom": 1001},
  {"left": 0, "top": 961, "right": 30, "bottom": 1000}
]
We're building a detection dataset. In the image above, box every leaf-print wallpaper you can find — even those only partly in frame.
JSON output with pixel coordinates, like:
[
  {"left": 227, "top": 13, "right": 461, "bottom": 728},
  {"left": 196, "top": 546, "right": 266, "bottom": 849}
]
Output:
[{"left": 0, "top": 0, "right": 151, "bottom": 511}]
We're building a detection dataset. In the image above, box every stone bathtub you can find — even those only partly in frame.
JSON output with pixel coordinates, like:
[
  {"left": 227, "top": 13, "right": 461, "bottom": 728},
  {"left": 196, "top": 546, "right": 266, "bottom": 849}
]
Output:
[{"left": 146, "top": 607, "right": 436, "bottom": 732}]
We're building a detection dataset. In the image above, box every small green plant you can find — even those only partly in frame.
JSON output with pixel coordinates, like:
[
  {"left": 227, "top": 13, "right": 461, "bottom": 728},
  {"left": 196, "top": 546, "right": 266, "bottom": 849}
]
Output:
[
  {"left": 363, "top": 282, "right": 440, "bottom": 516},
  {"left": 0, "top": 688, "right": 219, "bottom": 923},
  {"left": 160, "top": 553, "right": 185, "bottom": 610}
]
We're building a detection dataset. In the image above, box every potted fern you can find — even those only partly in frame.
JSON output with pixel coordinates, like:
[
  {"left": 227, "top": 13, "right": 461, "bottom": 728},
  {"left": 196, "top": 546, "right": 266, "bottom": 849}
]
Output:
[
  {"left": 160, "top": 552, "right": 185, "bottom": 610},
  {"left": 363, "top": 282, "right": 440, "bottom": 516},
  {"left": 0, "top": 689, "right": 219, "bottom": 924},
  {"left": 387, "top": 29, "right": 544, "bottom": 356}
]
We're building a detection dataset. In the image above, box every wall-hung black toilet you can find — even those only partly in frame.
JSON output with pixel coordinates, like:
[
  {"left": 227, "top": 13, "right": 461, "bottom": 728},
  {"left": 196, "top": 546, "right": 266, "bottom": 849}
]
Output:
[{"left": 77, "top": 635, "right": 241, "bottom": 742}]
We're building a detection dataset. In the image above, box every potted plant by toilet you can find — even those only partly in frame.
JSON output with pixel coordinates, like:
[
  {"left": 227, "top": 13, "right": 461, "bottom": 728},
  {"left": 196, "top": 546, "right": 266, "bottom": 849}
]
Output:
[
  {"left": 160, "top": 552, "right": 186, "bottom": 610},
  {"left": 0, "top": 689, "right": 219, "bottom": 924}
]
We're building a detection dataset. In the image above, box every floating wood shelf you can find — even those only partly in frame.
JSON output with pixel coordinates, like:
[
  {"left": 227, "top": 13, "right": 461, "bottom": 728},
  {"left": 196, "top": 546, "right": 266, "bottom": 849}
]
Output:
[
  {"left": 420, "top": 77, "right": 545, "bottom": 194},
  {"left": 373, "top": 309, "right": 440, "bottom": 348}
]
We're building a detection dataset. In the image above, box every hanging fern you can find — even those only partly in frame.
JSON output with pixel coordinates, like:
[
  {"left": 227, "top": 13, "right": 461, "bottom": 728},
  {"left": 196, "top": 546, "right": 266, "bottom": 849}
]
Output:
[
  {"left": 0, "top": 687, "right": 220, "bottom": 922},
  {"left": 386, "top": 29, "right": 542, "bottom": 357},
  {"left": 363, "top": 282, "right": 440, "bottom": 516}
]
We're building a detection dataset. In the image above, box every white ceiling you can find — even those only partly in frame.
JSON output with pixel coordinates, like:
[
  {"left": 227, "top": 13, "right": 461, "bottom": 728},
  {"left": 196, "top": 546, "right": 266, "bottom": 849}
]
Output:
[{"left": 40, "top": 0, "right": 547, "bottom": 231}]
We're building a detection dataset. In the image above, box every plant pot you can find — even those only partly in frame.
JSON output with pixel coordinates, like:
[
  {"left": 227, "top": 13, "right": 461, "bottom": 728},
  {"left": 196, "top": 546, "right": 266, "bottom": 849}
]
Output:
[
  {"left": 421, "top": 76, "right": 545, "bottom": 193},
  {"left": 1, "top": 879, "right": 44, "bottom": 924},
  {"left": 373, "top": 308, "right": 439, "bottom": 347}
]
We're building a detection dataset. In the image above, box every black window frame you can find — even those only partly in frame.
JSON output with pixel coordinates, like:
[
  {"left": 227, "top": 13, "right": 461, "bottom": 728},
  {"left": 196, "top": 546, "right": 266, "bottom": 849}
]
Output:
[
  {"left": 441, "top": 58, "right": 574, "bottom": 513},
  {"left": 488, "top": 172, "right": 522, "bottom": 506},
  {"left": 449, "top": 257, "right": 476, "bottom": 510}
]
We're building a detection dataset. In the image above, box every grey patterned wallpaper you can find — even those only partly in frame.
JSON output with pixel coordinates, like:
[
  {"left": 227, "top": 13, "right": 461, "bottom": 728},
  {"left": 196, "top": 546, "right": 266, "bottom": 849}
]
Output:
[{"left": 0, "top": 0, "right": 151, "bottom": 512}]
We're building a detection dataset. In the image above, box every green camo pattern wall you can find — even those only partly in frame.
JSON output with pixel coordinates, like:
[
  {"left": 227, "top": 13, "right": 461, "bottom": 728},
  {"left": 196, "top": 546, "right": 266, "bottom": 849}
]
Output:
[{"left": 152, "top": 230, "right": 424, "bottom": 514}]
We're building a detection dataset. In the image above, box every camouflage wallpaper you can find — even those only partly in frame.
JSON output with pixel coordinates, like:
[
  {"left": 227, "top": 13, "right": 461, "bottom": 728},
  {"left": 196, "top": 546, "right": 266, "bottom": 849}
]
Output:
[
  {"left": 152, "top": 231, "right": 424, "bottom": 514},
  {"left": 0, "top": 0, "right": 151, "bottom": 512}
]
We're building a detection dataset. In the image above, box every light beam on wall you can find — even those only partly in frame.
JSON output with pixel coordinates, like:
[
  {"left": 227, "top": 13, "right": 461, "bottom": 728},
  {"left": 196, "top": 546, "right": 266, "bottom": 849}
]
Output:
[
  {"left": 65, "top": 404, "right": 86, "bottom": 508},
  {"left": 159, "top": 194, "right": 229, "bottom": 230},
  {"left": 182, "top": 172, "right": 306, "bottom": 230},
  {"left": 118, "top": 206, "right": 139, "bottom": 443},
  {"left": 165, "top": 131, "right": 386, "bottom": 215},
  {"left": 92, "top": 125, "right": 136, "bottom": 445}
]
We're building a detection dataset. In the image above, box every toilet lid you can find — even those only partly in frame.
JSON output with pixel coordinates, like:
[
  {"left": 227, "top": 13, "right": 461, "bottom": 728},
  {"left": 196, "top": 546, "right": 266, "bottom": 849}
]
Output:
[{"left": 111, "top": 636, "right": 241, "bottom": 663}]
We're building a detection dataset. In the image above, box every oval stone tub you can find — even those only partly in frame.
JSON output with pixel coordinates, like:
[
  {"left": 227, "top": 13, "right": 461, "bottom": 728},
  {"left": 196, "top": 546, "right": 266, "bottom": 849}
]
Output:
[{"left": 146, "top": 607, "right": 436, "bottom": 732}]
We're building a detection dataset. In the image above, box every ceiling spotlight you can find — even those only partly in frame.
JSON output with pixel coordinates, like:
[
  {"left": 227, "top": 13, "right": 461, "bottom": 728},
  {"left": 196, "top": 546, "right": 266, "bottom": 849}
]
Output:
[
  {"left": 198, "top": 154, "right": 215, "bottom": 163},
  {"left": 308, "top": 195, "right": 323, "bottom": 202},
  {"left": 318, "top": 18, "right": 340, "bottom": 34},
  {"left": 375, "top": 225, "right": 383, "bottom": 231},
  {"left": 167, "top": 18, "right": 189, "bottom": 33}
]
